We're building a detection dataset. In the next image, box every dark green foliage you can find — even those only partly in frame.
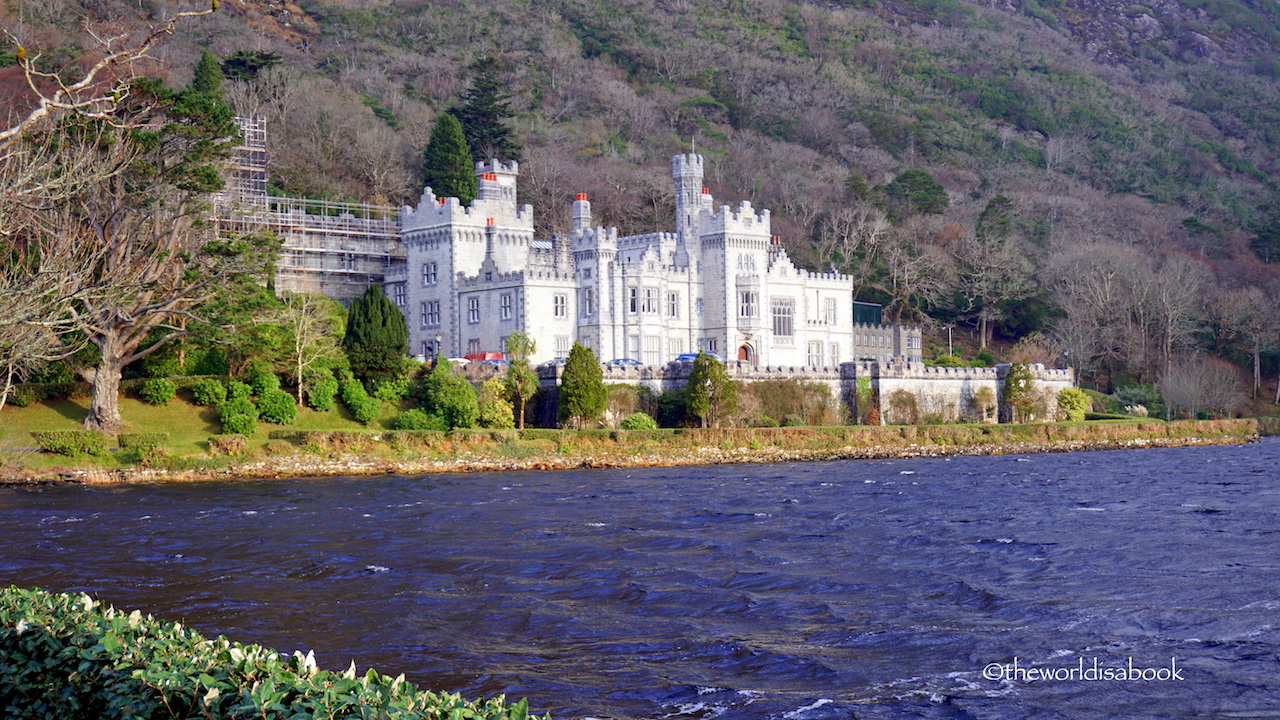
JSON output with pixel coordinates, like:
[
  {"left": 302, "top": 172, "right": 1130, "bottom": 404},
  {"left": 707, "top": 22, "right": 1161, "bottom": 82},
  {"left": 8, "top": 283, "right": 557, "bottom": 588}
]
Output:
[
  {"left": 219, "top": 50, "right": 283, "bottom": 81},
  {"left": 190, "top": 51, "right": 225, "bottom": 97},
  {"left": 117, "top": 432, "right": 169, "bottom": 449},
  {"left": 342, "top": 285, "right": 409, "bottom": 391},
  {"left": 137, "top": 378, "right": 177, "bottom": 406},
  {"left": 0, "top": 587, "right": 547, "bottom": 720},
  {"left": 414, "top": 360, "right": 479, "bottom": 430},
  {"left": 421, "top": 113, "right": 477, "bottom": 203},
  {"left": 1001, "top": 362, "right": 1036, "bottom": 422},
  {"left": 191, "top": 378, "right": 227, "bottom": 407},
  {"left": 781, "top": 414, "right": 805, "bottom": 427},
  {"left": 362, "top": 94, "right": 400, "bottom": 129},
  {"left": 751, "top": 415, "right": 779, "bottom": 428},
  {"left": 558, "top": 342, "right": 606, "bottom": 427},
  {"left": 686, "top": 352, "right": 737, "bottom": 428},
  {"left": 454, "top": 56, "right": 522, "bottom": 163},
  {"left": 884, "top": 169, "right": 949, "bottom": 218},
  {"left": 256, "top": 389, "right": 298, "bottom": 425},
  {"left": 656, "top": 389, "right": 690, "bottom": 428},
  {"left": 620, "top": 412, "right": 658, "bottom": 430},
  {"left": 31, "top": 431, "right": 108, "bottom": 456}
]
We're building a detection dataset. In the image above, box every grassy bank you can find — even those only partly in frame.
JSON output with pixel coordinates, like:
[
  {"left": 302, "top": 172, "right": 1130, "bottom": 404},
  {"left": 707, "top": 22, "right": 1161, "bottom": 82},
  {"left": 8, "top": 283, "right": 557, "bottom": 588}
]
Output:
[{"left": 0, "top": 393, "right": 1263, "bottom": 483}]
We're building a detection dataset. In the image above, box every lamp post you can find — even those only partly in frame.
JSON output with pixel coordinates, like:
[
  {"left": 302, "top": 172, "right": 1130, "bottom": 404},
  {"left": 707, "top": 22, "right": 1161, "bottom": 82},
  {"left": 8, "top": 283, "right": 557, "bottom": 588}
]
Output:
[{"left": 434, "top": 333, "right": 442, "bottom": 367}]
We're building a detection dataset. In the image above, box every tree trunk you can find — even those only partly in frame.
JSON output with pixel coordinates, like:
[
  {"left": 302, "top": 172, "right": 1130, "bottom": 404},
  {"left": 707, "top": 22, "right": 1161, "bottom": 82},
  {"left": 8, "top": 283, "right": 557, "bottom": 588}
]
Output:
[{"left": 84, "top": 336, "right": 129, "bottom": 433}]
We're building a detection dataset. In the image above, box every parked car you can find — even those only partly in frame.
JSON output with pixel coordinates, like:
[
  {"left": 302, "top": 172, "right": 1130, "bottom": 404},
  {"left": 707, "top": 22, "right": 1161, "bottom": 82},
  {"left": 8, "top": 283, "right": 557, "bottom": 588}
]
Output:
[
  {"left": 605, "top": 358, "right": 644, "bottom": 367},
  {"left": 673, "top": 352, "right": 725, "bottom": 363},
  {"left": 480, "top": 358, "right": 510, "bottom": 368},
  {"left": 539, "top": 357, "right": 567, "bottom": 368},
  {"left": 445, "top": 357, "right": 471, "bottom": 366}
]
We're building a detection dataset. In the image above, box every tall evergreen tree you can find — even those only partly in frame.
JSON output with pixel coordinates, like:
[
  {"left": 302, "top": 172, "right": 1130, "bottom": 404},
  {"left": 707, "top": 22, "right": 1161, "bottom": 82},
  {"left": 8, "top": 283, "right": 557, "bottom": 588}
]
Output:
[
  {"left": 421, "top": 113, "right": 477, "bottom": 204},
  {"left": 342, "top": 284, "right": 408, "bottom": 391},
  {"left": 453, "top": 56, "right": 521, "bottom": 163},
  {"left": 558, "top": 341, "right": 606, "bottom": 428},
  {"left": 191, "top": 51, "right": 224, "bottom": 97},
  {"left": 884, "top": 169, "right": 949, "bottom": 219}
]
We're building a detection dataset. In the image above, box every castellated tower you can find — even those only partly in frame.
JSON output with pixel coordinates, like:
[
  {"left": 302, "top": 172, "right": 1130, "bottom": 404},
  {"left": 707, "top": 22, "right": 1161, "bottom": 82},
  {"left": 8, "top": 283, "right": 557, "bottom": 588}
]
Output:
[{"left": 672, "top": 154, "right": 711, "bottom": 245}]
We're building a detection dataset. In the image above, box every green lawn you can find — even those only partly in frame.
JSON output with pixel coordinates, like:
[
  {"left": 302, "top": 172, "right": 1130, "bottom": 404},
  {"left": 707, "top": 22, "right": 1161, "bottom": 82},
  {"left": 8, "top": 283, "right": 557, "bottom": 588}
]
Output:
[{"left": 0, "top": 390, "right": 402, "bottom": 468}]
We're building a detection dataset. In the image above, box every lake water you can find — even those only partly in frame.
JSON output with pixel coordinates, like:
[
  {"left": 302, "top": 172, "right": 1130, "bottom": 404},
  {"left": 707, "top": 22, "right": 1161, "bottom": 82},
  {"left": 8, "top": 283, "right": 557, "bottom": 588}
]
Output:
[{"left": 3, "top": 439, "right": 1280, "bottom": 719}]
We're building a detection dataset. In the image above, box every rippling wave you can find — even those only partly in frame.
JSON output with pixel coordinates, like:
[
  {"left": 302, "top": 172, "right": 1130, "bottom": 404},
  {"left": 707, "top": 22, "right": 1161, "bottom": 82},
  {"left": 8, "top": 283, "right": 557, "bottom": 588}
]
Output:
[{"left": 3, "top": 439, "right": 1280, "bottom": 718}]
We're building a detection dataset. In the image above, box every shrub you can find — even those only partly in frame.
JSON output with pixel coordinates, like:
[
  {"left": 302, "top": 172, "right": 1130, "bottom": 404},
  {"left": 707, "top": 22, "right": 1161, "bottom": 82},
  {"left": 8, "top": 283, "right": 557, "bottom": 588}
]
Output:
[
  {"left": 226, "top": 380, "right": 253, "bottom": 400},
  {"left": 751, "top": 415, "right": 779, "bottom": 428},
  {"left": 137, "top": 378, "right": 177, "bottom": 406},
  {"left": 117, "top": 432, "right": 170, "bottom": 449},
  {"left": 249, "top": 370, "right": 281, "bottom": 397},
  {"left": 394, "top": 409, "right": 447, "bottom": 431},
  {"left": 373, "top": 377, "right": 411, "bottom": 402},
  {"left": 781, "top": 414, "right": 805, "bottom": 427},
  {"left": 340, "top": 376, "right": 368, "bottom": 406},
  {"left": 221, "top": 413, "right": 257, "bottom": 436},
  {"left": 31, "top": 430, "right": 108, "bottom": 456},
  {"left": 218, "top": 396, "right": 258, "bottom": 423},
  {"left": 305, "top": 369, "right": 340, "bottom": 412},
  {"left": 620, "top": 412, "right": 659, "bottom": 430},
  {"left": 6, "top": 387, "right": 37, "bottom": 407},
  {"left": 256, "top": 389, "right": 298, "bottom": 425},
  {"left": 352, "top": 396, "right": 382, "bottom": 426},
  {"left": 478, "top": 377, "right": 515, "bottom": 429},
  {"left": 1057, "top": 386, "right": 1091, "bottom": 422},
  {"left": 0, "top": 587, "right": 546, "bottom": 720},
  {"left": 191, "top": 378, "right": 227, "bottom": 407}
]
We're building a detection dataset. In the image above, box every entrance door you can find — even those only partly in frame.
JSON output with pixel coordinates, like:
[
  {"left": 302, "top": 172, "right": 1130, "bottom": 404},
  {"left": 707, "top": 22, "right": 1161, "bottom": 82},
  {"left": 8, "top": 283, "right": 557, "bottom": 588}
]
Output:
[{"left": 737, "top": 345, "right": 755, "bottom": 363}]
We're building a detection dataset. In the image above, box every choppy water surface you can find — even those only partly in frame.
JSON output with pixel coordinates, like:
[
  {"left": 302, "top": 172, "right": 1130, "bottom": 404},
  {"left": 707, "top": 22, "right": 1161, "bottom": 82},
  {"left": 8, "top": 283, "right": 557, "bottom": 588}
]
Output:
[{"left": 3, "top": 440, "right": 1280, "bottom": 719}]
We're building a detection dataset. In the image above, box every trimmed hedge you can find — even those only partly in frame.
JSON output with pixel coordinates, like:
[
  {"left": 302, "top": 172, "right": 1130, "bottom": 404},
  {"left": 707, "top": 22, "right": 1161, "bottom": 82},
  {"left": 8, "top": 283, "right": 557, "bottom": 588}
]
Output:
[
  {"left": 256, "top": 389, "right": 298, "bottom": 425},
  {"left": 191, "top": 378, "right": 227, "bottom": 407},
  {"left": 0, "top": 586, "right": 547, "bottom": 720},
  {"left": 31, "top": 430, "right": 109, "bottom": 456},
  {"left": 117, "top": 432, "right": 170, "bottom": 450}
]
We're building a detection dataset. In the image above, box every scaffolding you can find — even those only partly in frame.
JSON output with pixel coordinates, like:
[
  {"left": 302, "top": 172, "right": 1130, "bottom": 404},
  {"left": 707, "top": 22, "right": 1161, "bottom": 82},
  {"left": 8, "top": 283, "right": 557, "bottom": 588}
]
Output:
[{"left": 214, "top": 118, "right": 405, "bottom": 303}]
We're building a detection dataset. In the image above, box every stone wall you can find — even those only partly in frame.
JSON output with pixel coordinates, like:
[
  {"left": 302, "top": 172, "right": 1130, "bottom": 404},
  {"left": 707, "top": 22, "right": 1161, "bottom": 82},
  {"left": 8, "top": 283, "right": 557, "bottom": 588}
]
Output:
[{"left": 534, "top": 361, "right": 1073, "bottom": 425}]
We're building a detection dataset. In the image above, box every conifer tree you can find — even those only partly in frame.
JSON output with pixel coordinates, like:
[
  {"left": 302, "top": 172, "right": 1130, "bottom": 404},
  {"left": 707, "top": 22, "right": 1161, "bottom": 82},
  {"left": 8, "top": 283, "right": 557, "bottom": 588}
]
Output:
[
  {"left": 453, "top": 56, "right": 521, "bottom": 163},
  {"left": 191, "top": 51, "right": 225, "bottom": 97},
  {"left": 342, "top": 285, "right": 408, "bottom": 391},
  {"left": 884, "top": 169, "right": 949, "bottom": 219},
  {"left": 558, "top": 341, "right": 605, "bottom": 428},
  {"left": 421, "top": 113, "right": 477, "bottom": 204}
]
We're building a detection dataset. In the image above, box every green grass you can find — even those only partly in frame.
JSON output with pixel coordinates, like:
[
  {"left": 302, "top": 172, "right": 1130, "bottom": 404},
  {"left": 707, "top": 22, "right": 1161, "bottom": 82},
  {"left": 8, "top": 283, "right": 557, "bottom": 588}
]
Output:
[{"left": 0, "top": 390, "right": 399, "bottom": 468}]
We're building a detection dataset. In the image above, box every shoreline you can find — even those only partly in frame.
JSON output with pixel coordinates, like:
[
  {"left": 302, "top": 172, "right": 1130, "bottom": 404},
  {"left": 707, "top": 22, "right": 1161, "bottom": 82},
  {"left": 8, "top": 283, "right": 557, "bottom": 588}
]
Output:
[{"left": 4, "top": 420, "right": 1261, "bottom": 485}]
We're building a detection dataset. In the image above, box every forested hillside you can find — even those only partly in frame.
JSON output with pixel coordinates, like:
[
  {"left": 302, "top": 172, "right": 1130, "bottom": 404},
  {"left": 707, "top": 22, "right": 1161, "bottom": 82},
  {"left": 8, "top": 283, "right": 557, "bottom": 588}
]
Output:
[{"left": 4, "top": 0, "right": 1280, "bottom": 403}]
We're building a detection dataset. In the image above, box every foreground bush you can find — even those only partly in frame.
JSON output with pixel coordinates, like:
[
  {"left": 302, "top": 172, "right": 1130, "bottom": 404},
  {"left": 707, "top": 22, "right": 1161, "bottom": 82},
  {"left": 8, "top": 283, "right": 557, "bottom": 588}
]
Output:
[
  {"left": 31, "top": 430, "right": 109, "bottom": 456},
  {"left": 0, "top": 586, "right": 546, "bottom": 720}
]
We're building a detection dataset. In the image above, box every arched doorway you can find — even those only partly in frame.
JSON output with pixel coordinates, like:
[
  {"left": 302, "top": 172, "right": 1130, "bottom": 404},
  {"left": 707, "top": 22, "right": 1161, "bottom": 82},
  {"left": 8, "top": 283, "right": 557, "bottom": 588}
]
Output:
[{"left": 737, "top": 344, "right": 756, "bottom": 364}]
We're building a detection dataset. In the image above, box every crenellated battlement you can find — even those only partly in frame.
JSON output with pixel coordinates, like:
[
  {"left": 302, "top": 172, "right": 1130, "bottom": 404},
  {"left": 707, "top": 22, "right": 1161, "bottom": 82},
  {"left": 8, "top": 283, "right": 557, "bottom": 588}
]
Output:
[
  {"left": 672, "top": 153, "right": 703, "bottom": 177},
  {"left": 400, "top": 188, "right": 533, "bottom": 232},
  {"left": 703, "top": 202, "right": 771, "bottom": 235}
]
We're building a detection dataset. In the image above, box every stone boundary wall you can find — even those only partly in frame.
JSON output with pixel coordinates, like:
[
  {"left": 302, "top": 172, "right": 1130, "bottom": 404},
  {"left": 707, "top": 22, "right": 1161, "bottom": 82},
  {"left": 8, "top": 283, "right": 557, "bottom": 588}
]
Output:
[{"left": 530, "top": 361, "right": 1074, "bottom": 425}]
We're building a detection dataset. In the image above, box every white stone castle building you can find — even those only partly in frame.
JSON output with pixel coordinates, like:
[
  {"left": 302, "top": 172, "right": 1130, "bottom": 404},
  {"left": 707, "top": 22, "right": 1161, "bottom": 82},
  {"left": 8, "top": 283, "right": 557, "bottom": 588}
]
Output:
[{"left": 384, "top": 155, "right": 923, "bottom": 366}]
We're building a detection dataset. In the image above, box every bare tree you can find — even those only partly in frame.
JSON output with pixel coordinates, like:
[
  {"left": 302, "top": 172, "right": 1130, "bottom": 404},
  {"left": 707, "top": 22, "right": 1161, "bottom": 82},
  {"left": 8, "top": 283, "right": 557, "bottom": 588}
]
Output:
[
  {"left": 1158, "top": 354, "right": 1246, "bottom": 419},
  {"left": 1213, "top": 286, "right": 1280, "bottom": 399},
  {"left": 278, "top": 292, "right": 346, "bottom": 404}
]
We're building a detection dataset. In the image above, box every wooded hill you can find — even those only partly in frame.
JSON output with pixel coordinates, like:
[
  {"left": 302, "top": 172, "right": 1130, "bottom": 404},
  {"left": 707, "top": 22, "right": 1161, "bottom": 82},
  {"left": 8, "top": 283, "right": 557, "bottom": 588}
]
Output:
[{"left": 5, "top": 0, "right": 1280, "bottom": 397}]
